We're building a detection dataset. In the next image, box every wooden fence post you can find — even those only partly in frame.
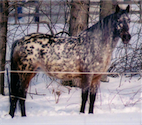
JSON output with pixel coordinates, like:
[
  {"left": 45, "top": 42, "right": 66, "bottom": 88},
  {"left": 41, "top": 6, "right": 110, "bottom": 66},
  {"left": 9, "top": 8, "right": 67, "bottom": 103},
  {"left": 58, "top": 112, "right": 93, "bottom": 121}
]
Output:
[
  {"left": 0, "top": 0, "right": 8, "bottom": 95},
  {"left": 140, "top": 0, "right": 142, "bottom": 23}
]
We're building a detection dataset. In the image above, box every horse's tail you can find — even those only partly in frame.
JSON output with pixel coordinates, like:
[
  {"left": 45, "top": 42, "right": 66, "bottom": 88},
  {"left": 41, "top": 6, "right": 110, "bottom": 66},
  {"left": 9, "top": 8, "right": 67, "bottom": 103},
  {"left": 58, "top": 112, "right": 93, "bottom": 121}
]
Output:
[
  {"left": 9, "top": 40, "right": 20, "bottom": 118},
  {"left": 10, "top": 40, "right": 20, "bottom": 97}
]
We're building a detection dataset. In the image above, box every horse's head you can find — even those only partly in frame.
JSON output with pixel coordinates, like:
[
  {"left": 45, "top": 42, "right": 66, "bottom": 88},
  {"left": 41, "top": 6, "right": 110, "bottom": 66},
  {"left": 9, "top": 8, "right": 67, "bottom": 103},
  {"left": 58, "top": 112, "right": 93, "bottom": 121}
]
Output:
[{"left": 114, "top": 5, "right": 131, "bottom": 44}]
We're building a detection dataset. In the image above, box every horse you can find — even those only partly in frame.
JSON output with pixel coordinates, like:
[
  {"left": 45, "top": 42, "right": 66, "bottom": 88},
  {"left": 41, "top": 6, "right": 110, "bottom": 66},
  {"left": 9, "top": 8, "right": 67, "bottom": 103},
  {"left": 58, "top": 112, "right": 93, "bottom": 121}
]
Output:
[{"left": 9, "top": 5, "right": 131, "bottom": 117}]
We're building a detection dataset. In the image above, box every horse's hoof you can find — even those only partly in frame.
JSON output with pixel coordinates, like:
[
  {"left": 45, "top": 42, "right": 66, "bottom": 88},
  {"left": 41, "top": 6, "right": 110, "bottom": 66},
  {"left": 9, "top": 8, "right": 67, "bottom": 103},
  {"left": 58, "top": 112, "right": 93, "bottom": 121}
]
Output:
[
  {"left": 80, "top": 108, "right": 85, "bottom": 114},
  {"left": 22, "top": 115, "right": 26, "bottom": 117},
  {"left": 9, "top": 112, "right": 14, "bottom": 118},
  {"left": 88, "top": 111, "right": 93, "bottom": 114}
]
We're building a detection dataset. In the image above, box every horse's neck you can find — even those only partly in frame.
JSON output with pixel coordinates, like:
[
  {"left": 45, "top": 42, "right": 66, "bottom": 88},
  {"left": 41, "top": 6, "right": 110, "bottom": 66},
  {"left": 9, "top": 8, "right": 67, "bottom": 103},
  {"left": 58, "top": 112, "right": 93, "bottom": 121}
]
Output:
[{"left": 80, "top": 15, "right": 119, "bottom": 50}]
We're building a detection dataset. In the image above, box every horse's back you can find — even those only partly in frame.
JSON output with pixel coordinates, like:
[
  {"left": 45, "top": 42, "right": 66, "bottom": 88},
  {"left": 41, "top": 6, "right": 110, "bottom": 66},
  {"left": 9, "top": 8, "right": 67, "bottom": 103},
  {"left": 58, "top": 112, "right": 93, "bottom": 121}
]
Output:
[{"left": 11, "top": 33, "right": 83, "bottom": 78}]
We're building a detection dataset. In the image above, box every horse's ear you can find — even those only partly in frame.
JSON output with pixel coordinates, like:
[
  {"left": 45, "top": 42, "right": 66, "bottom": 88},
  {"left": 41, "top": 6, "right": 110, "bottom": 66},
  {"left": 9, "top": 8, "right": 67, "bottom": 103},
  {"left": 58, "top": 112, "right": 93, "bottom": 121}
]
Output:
[
  {"left": 126, "top": 5, "right": 130, "bottom": 13},
  {"left": 115, "top": 5, "right": 120, "bottom": 13}
]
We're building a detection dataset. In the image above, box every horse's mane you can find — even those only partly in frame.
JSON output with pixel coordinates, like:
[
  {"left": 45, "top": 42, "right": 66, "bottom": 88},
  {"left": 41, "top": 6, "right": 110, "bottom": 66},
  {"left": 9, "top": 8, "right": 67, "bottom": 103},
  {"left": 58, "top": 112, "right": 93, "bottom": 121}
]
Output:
[{"left": 85, "top": 13, "right": 115, "bottom": 33}]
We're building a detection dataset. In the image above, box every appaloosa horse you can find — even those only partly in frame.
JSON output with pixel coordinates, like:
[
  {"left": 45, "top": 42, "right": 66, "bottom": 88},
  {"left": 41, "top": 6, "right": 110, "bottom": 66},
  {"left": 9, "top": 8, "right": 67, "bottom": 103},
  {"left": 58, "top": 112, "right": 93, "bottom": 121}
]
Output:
[{"left": 9, "top": 5, "right": 131, "bottom": 117}]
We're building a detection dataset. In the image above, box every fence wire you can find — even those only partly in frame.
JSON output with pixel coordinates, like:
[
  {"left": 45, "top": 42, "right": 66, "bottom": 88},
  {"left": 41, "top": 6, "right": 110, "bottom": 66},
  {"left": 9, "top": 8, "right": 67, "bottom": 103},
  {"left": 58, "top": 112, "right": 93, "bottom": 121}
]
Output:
[{"left": 0, "top": 70, "right": 141, "bottom": 76}]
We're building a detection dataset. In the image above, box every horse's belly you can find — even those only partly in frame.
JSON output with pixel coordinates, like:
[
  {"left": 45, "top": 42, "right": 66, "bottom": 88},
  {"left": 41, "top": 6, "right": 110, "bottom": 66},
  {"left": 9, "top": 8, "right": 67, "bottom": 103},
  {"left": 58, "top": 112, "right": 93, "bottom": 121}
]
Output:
[
  {"left": 48, "top": 72, "right": 81, "bottom": 80},
  {"left": 46, "top": 63, "right": 81, "bottom": 80}
]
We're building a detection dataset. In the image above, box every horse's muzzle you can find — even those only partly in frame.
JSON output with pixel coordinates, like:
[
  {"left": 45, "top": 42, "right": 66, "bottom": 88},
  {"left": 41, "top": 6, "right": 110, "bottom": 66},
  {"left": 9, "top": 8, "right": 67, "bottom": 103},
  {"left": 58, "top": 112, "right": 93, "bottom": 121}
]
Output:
[{"left": 121, "top": 32, "right": 131, "bottom": 44}]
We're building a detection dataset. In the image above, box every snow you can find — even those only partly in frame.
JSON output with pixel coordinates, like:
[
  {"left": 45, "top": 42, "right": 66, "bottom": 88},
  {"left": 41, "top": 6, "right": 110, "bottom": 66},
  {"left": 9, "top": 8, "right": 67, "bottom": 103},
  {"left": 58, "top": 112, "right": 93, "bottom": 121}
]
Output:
[{"left": 0, "top": 75, "right": 141, "bottom": 125}]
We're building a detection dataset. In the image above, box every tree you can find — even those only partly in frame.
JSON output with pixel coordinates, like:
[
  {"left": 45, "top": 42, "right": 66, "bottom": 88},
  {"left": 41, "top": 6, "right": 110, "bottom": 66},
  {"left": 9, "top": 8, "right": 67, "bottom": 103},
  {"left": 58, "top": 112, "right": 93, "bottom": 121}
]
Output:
[
  {"left": 100, "top": 0, "right": 115, "bottom": 20},
  {"left": 69, "top": 0, "right": 90, "bottom": 36},
  {"left": 62, "top": 0, "right": 90, "bottom": 86},
  {"left": 0, "top": 0, "right": 8, "bottom": 95}
]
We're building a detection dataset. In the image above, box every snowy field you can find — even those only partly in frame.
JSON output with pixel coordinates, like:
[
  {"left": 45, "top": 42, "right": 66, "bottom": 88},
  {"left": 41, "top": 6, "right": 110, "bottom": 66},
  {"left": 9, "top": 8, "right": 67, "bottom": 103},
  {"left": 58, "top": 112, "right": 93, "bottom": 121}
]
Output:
[{"left": 0, "top": 75, "right": 141, "bottom": 125}]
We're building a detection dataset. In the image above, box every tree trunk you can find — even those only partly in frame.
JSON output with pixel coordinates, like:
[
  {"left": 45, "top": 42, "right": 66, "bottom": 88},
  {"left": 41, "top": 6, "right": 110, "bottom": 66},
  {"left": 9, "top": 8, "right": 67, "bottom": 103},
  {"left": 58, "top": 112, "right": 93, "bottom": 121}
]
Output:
[
  {"left": 69, "top": 0, "right": 90, "bottom": 36},
  {"left": 0, "top": 0, "right": 8, "bottom": 95},
  {"left": 100, "top": 0, "right": 116, "bottom": 82},
  {"left": 62, "top": 0, "right": 90, "bottom": 86},
  {"left": 100, "top": 0, "right": 115, "bottom": 20}
]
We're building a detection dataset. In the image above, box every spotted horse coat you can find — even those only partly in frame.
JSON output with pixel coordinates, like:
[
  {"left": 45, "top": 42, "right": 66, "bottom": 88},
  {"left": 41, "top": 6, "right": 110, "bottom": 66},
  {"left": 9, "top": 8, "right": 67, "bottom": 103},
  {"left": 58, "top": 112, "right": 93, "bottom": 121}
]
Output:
[{"left": 9, "top": 5, "right": 131, "bottom": 117}]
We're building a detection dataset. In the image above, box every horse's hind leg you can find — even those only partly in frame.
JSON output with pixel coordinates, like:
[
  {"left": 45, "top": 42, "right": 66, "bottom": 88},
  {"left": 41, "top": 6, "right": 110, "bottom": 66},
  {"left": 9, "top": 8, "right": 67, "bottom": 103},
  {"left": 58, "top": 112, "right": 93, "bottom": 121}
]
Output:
[
  {"left": 19, "top": 95, "right": 26, "bottom": 116},
  {"left": 9, "top": 97, "right": 18, "bottom": 118},
  {"left": 18, "top": 73, "right": 36, "bottom": 117},
  {"left": 18, "top": 86, "right": 26, "bottom": 117}
]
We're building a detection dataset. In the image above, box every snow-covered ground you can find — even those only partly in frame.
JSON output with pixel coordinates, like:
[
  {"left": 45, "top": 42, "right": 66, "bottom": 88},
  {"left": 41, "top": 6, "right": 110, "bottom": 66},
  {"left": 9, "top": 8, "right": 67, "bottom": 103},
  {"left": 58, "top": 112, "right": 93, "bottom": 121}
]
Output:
[{"left": 0, "top": 75, "right": 141, "bottom": 125}]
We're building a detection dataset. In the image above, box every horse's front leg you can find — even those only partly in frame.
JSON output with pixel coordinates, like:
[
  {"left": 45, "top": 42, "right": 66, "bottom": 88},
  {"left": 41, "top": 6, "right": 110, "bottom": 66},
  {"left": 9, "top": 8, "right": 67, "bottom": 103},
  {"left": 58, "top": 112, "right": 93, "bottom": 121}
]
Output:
[
  {"left": 80, "top": 74, "right": 92, "bottom": 113},
  {"left": 89, "top": 87, "right": 97, "bottom": 113},
  {"left": 80, "top": 89, "right": 89, "bottom": 113},
  {"left": 89, "top": 75, "right": 101, "bottom": 113}
]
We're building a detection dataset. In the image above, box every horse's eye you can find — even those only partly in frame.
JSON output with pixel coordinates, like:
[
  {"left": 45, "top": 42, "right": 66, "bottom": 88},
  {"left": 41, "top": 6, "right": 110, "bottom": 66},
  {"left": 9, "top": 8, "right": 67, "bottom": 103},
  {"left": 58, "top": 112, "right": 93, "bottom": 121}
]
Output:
[
  {"left": 128, "top": 19, "right": 130, "bottom": 23},
  {"left": 118, "top": 21, "right": 123, "bottom": 25}
]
